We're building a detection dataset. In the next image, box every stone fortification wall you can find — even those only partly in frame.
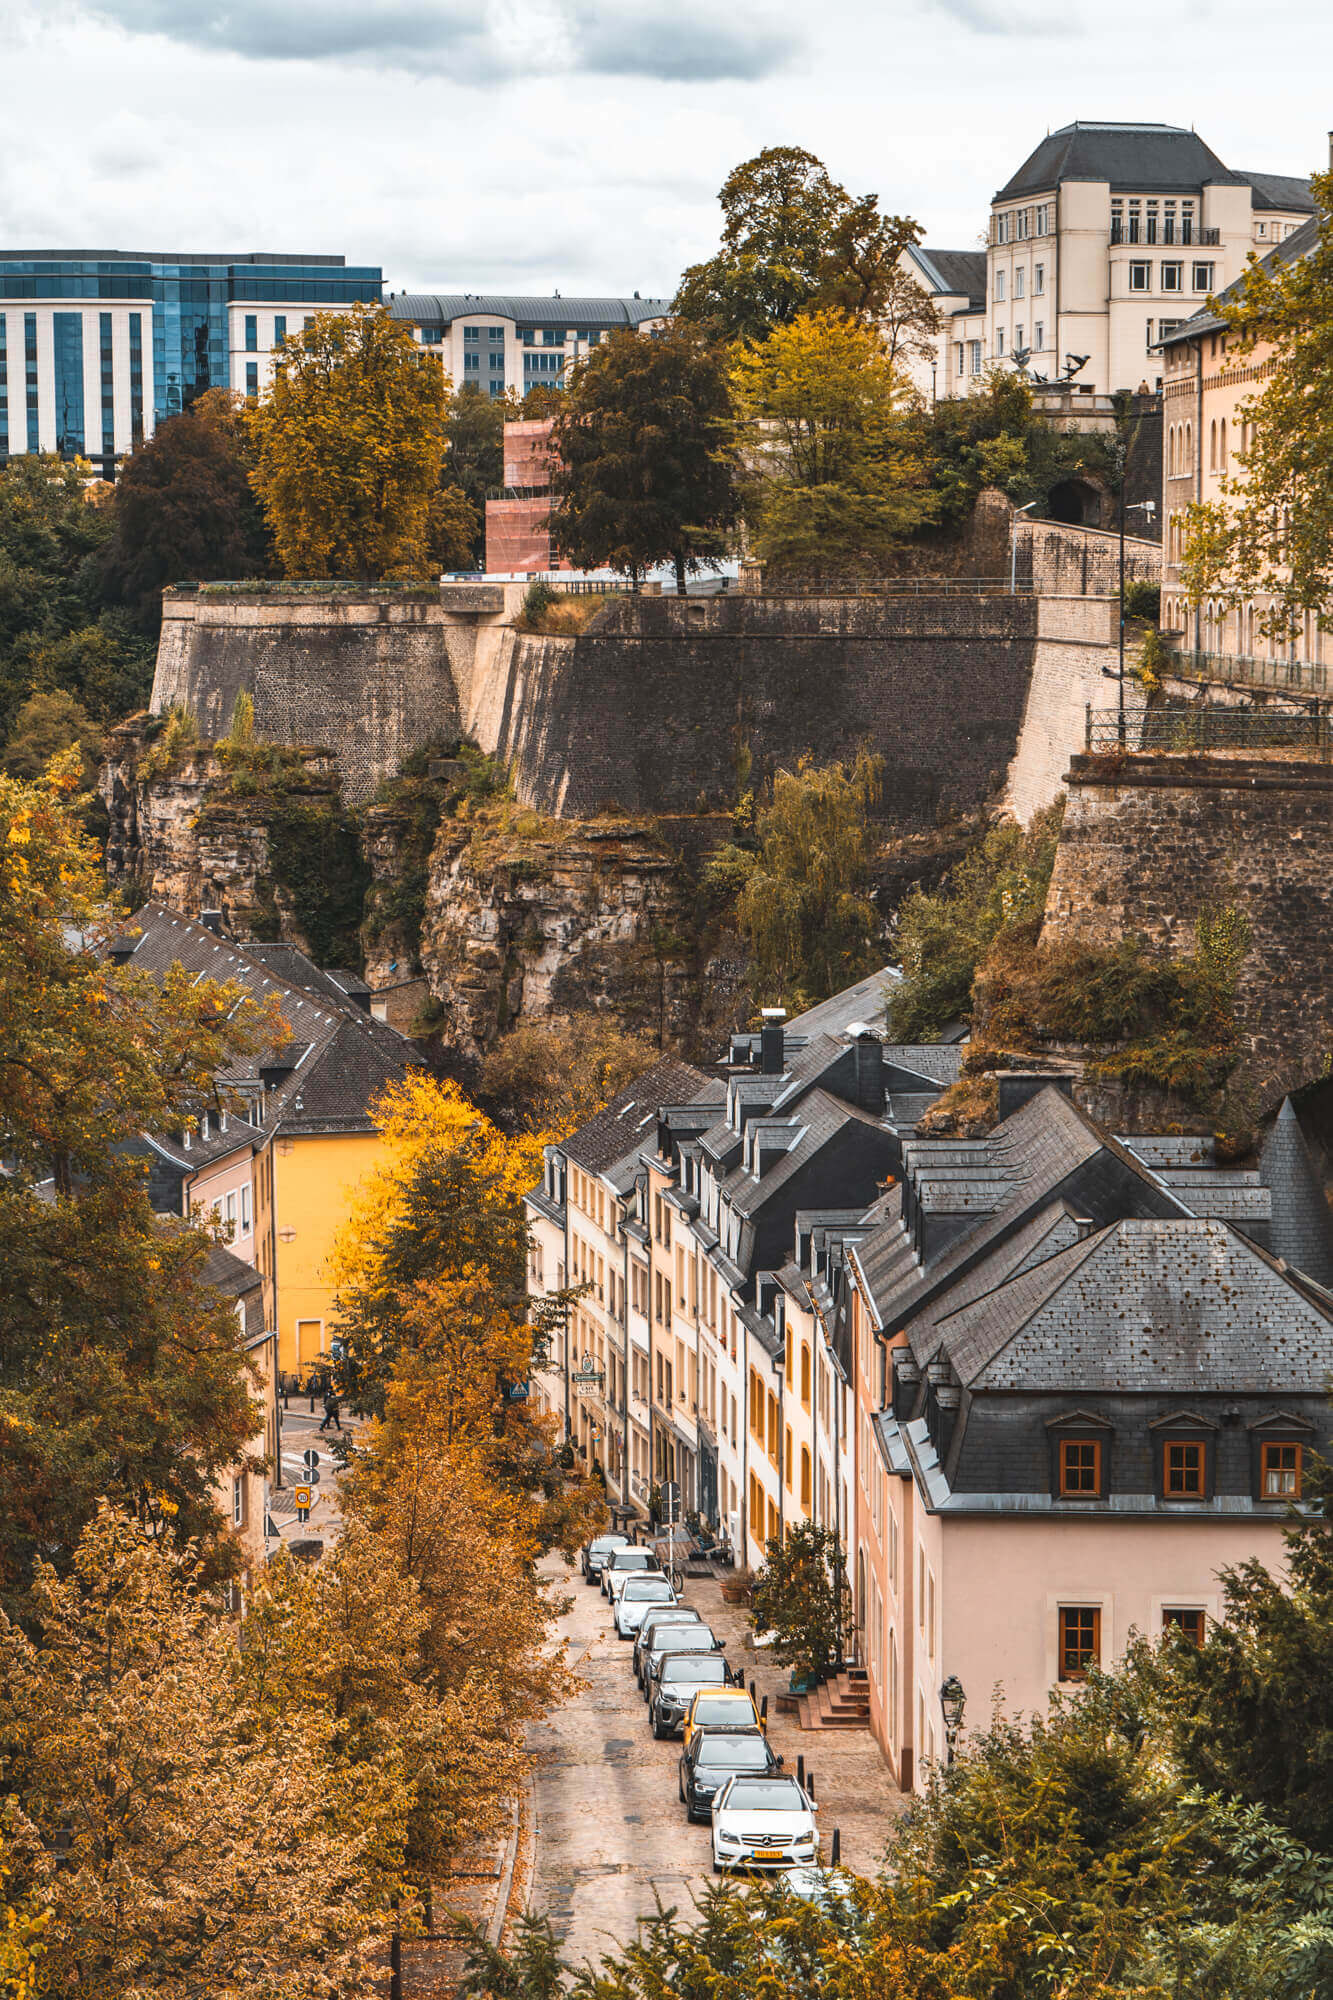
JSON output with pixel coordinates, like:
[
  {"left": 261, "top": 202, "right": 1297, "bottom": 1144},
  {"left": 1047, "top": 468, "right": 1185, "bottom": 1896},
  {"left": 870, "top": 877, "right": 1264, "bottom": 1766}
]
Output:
[
  {"left": 488, "top": 592, "right": 1043, "bottom": 826},
  {"left": 1015, "top": 520, "right": 1161, "bottom": 598},
  {"left": 1003, "top": 595, "right": 1146, "bottom": 826},
  {"left": 152, "top": 581, "right": 1119, "bottom": 832},
  {"left": 1043, "top": 753, "right": 1333, "bottom": 1108},
  {"left": 152, "top": 586, "right": 467, "bottom": 803}
]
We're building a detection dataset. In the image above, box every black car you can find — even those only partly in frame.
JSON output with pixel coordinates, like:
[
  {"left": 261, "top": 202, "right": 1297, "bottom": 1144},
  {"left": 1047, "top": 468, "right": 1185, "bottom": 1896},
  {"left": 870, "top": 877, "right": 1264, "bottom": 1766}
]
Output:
[
  {"left": 641, "top": 1623, "right": 723, "bottom": 1703},
  {"left": 633, "top": 1605, "right": 703, "bottom": 1685},
  {"left": 647, "top": 1649, "right": 731, "bottom": 1736},
  {"left": 679, "top": 1729, "right": 782, "bottom": 1822},
  {"left": 581, "top": 1533, "right": 629, "bottom": 1585}
]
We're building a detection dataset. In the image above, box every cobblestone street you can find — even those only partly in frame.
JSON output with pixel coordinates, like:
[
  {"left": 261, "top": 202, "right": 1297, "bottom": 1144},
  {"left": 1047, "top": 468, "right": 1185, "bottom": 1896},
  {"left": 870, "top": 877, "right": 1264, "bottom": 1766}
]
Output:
[{"left": 527, "top": 1558, "right": 904, "bottom": 1968}]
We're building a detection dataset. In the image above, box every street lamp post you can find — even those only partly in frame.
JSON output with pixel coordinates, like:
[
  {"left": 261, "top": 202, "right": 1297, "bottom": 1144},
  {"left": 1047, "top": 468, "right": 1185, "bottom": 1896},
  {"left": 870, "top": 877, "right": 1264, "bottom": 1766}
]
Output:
[
  {"left": 1010, "top": 500, "right": 1038, "bottom": 592},
  {"left": 1118, "top": 494, "right": 1157, "bottom": 744},
  {"left": 939, "top": 1675, "right": 967, "bottom": 1768}
]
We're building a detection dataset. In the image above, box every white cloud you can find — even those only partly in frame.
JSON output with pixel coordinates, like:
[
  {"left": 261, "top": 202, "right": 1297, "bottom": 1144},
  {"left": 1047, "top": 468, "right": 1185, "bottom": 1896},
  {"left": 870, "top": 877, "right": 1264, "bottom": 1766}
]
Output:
[{"left": 1, "top": 0, "right": 1331, "bottom": 297}]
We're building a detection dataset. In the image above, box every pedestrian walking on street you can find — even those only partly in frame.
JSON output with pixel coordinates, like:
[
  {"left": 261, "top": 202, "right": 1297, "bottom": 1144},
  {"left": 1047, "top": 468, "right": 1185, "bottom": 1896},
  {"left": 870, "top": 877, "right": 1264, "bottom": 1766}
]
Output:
[{"left": 319, "top": 1388, "right": 343, "bottom": 1433}]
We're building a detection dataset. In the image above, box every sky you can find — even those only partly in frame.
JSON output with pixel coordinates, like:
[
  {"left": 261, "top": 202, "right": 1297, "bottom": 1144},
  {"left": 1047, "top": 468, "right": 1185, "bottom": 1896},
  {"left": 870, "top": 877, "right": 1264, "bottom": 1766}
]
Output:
[{"left": 3, "top": 0, "right": 1331, "bottom": 300}]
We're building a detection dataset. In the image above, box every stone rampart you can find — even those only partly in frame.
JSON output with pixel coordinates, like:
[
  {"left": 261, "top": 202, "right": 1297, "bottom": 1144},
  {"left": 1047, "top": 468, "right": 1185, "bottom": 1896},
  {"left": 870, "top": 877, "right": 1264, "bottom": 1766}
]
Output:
[
  {"left": 1043, "top": 752, "right": 1333, "bottom": 1108},
  {"left": 151, "top": 582, "right": 1119, "bottom": 830},
  {"left": 1016, "top": 520, "right": 1161, "bottom": 598}
]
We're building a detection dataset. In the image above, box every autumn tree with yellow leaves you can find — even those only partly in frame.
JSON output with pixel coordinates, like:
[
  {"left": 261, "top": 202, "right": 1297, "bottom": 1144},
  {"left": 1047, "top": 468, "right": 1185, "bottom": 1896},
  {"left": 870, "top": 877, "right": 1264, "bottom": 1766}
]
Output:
[
  {"left": 247, "top": 302, "right": 474, "bottom": 580},
  {"left": 0, "top": 757, "right": 288, "bottom": 1601}
]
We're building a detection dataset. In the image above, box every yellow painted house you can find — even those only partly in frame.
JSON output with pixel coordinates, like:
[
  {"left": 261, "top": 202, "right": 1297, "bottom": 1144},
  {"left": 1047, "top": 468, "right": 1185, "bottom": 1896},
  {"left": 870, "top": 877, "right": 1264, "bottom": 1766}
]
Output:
[{"left": 118, "top": 910, "right": 419, "bottom": 1377}]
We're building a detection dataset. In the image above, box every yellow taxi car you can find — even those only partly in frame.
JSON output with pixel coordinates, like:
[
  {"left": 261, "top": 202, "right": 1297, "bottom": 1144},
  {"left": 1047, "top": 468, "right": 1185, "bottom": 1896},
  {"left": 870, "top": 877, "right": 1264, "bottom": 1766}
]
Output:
[{"left": 682, "top": 1685, "right": 765, "bottom": 1752}]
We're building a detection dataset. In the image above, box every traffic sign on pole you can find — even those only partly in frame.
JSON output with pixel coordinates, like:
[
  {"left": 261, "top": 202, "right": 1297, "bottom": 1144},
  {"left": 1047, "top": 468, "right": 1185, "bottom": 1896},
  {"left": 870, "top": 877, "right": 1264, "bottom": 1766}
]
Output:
[
  {"left": 294, "top": 1484, "right": 312, "bottom": 1511},
  {"left": 303, "top": 1449, "right": 320, "bottom": 1471}
]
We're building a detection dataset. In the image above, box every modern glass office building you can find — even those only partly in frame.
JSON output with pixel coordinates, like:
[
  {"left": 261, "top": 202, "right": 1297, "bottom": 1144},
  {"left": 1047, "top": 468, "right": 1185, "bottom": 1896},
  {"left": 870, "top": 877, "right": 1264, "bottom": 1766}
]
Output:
[{"left": 0, "top": 250, "right": 382, "bottom": 473}]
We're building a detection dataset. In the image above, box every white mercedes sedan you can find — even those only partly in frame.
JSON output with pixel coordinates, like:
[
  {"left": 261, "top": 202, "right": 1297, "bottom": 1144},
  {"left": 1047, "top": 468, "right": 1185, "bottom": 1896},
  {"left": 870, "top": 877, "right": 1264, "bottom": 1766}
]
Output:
[{"left": 711, "top": 1774, "right": 818, "bottom": 1874}]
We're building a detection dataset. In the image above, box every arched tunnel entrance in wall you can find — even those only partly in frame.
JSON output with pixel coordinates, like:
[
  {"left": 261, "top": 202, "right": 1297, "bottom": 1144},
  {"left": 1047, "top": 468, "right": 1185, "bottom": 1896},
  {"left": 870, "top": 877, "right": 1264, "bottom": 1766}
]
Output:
[{"left": 1046, "top": 478, "right": 1104, "bottom": 527}]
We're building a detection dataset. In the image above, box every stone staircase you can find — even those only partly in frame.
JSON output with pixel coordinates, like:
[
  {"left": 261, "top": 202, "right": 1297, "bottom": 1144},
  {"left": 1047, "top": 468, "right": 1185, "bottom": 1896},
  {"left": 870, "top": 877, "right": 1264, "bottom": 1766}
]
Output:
[{"left": 796, "top": 1666, "right": 871, "bottom": 1732}]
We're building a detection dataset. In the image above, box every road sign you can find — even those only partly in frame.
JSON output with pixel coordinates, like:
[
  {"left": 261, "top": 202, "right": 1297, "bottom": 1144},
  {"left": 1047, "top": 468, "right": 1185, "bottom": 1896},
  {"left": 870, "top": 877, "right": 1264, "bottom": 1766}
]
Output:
[
  {"left": 294, "top": 1484, "right": 312, "bottom": 1510},
  {"left": 303, "top": 1449, "right": 320, "bottom": 1470},
  {"left": 306, "top": 1468, "right": 321, "bottom": 1486},
  {"left": 661, "top": 1481, "right": 681, "bottom": 1508}
]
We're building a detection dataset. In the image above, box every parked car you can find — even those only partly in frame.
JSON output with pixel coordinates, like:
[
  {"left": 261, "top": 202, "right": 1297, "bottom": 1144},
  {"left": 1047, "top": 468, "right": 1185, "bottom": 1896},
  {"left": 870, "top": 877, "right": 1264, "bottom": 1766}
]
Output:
[
  {"left": 581, "top": 1533, "right": 629, "bottom": 1585},
  {"left": 641, "top": 1624, "right": 723, "bottom": 1703},
  {"left": 633, "top": 1606, "right": 703, "bottom": 1685},
  {"left": 602, "top": 1547, "right": 663, "bottom": 1600},
  {"left": 680, "top": 1729, "right": 781, "bottom": 1823},
  {"left": 648, "top": 1651, "right": 731, "bottom": 1737},
  {"left": 614, "top": 1574, "right": 677, "bottom": 1638},
  {"left": 711, "top": 1774, "right": 818, "bottom": 1874},
  {"left": 682, "top": 1686, "right": 765, "bottom": 1751}
]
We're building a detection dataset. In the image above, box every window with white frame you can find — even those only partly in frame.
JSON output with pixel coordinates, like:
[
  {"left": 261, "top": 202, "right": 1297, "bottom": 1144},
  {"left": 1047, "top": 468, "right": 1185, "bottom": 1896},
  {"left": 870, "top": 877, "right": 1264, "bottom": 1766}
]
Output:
[
  {"left": 995, "top": 269, "right": 1005, "bottom": 301},
  {"left": 1034, "top": 262, "right": 1045, "bottom": 294},
  {"left": 1014, "top": 267, "right": 1025, "bottom": 298},
  {"left": 1129, "top": 261, "right": 1151, "bottom": 292}
]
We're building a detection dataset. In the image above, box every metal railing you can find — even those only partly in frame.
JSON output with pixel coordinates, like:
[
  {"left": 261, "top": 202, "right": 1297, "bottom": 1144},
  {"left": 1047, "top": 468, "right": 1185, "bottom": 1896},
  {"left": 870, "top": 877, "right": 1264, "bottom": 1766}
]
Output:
[
  {"left": 1168, "top": 649, "right": 1333, "bottom": 699},
  {"left": 1085, "top": 705, "right": 1333, "bottom": 759},
  {"left": 747, "top": 576, "right": 1035, "bottom": 599}
]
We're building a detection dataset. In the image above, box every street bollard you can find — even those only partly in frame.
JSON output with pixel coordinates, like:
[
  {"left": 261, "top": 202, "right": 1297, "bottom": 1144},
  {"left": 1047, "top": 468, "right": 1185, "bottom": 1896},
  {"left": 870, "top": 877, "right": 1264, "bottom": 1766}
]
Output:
[
  {"left": 797, "top": 1754, "right": 805, "bottom": 1788},
  {"left": 831, "top": 1827, "right": 841, "bottom": 1866},
  {"left": 808, "top": 1770, "right": 816, "bottom": 1800},
  {"left": 760, "top": 1694, "right": 768, "bottom": 1724}
]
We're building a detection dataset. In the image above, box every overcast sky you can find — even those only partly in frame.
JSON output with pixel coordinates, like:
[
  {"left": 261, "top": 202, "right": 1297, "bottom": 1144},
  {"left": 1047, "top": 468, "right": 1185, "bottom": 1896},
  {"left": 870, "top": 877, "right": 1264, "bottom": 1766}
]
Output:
[{"left": 4, "top": 0, "right": 1331, "bottom": 299}]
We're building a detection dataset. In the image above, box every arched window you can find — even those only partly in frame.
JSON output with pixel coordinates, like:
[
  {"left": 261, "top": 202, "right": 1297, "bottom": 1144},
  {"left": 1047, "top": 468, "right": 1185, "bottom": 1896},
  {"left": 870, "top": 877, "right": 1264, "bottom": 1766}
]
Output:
[
  {"left": 800, "top": 1446, "right": 812, "bottom": 1511},
  {"left": 1184, "top": 422, "right": 1193, "bottom": 472},
  {"left": 1220, "top": 417, "right": 1227, "bottom": 469},
  {"left": 1209, "top": 419, "right": 1217, "bottom": 470},
  {"left": 800, "top": 1344, "right": 811, "bottom": 1409},
  {"left": 1167, "top": 427, "right": 1175, "bottom": 479}
]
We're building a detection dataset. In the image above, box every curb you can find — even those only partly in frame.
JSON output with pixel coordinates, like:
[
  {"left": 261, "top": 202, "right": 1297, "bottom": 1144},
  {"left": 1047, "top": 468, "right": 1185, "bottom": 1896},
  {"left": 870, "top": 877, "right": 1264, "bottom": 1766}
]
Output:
[{"left": 486, "top": 1768, "right": 533, "bottom": 1946}]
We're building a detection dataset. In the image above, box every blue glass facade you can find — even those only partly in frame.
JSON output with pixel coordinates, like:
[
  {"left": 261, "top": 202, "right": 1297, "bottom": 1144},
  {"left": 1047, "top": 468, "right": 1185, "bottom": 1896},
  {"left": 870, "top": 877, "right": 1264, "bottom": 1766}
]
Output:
[
  {"left": 0, "top": 252, "right": 382, "bottom": 448},
  {"left": 99, "top": 312, "right": 114, "bottom": 471},
  {"left": 0, "top": 318, "right": 7, "bottom": 461},
  {"left": 53, "top": 313, "right": 85, "bottom": 458},
  {"left": 23, "top": 313, "right": 37, "bottom": 452},
  {"left": 128, "top": 312, "right": 143, "bottom": 444}
]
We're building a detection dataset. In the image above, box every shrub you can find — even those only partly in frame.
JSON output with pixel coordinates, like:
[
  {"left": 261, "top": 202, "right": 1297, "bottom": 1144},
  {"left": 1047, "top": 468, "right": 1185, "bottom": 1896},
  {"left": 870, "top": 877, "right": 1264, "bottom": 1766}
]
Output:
[{"left": 1123, "top": 578, "right": 1161, "bottom": 621}]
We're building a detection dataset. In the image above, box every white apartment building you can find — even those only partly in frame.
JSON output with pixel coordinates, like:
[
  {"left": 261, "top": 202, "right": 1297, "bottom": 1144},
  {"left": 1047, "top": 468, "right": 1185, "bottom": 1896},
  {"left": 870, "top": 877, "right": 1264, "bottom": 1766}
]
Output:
[
  {"left": 388, "top": 292, "right": 671, "bottom": 403},
  {"left": 910, "top": 123, "right": 1312, "bottom": 402}
]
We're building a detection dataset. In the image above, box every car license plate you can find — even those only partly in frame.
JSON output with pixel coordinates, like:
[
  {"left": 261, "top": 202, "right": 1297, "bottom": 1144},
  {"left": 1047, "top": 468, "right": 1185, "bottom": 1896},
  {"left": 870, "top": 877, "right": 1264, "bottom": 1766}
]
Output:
[{"left": 753, "top": 1847, "right": 782, "bottom": 1861}]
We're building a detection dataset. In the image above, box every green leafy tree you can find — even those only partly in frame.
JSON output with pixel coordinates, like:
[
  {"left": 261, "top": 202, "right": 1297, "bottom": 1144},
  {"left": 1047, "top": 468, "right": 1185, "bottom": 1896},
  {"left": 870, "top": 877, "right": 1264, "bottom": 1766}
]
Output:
[
  {"left": 99, "top": 388, "right": 273, "bottom": 634},
  {"left": 1134, "top": 1455, "right": 1333, "bottom": 1853},
  {"left": 1176, "top": 164, "right": 1333, "bottom": 637},
  {"left": 248, "top": 303, "right": 449, "bottom": 580},
  {"left": 0, "top": 759, "right": 286, "bottom": 1597},
  {"left": 675, "top": 145, "right": 927, "bottom": 348},
  {"left": 737, "top": 750, "right": 883, "bottom": 1008},
  {"left": 750, "top": 1520, "right": 851, "bottom": 1683},
  {"left": 0, "top": 692, "right": 103, "bottom": 788},
  {"left": 549, "top": 325, "right": 737, "bottom": 588},
  {"left": 731, "top": 311, "right": 936, "bottom": 578},
  {"left": 886, "top": 804, "right": 1064, "bottom": 1042}
]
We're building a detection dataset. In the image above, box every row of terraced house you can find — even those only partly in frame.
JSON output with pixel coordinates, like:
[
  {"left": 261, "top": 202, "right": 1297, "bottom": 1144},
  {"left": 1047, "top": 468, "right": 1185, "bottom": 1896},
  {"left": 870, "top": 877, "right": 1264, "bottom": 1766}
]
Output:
[{"left": 526, "top": 979, "right": 1333, "bottom": 1788}]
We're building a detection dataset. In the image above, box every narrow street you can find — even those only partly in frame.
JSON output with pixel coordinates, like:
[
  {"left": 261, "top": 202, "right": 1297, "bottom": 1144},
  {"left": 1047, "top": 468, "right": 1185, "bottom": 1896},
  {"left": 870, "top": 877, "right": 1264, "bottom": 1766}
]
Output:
[{"left": 527, "top": 1558, "right": 904, "bottom": 1968}]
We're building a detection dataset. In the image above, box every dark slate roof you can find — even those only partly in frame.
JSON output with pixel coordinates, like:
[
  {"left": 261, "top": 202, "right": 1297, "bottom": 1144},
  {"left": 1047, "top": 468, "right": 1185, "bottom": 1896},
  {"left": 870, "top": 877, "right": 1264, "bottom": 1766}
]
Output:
[
  {"left": 110, "top": 905, "right": 418, "bottom": 1158},
  {"left": 996, "top": 121, "right": 1243, "bottom": 201},
  {"left": 389, "top": 293, "right": 671, "bottom": 328},
  {"left": 1236, "top": 171, "right": 1315, "bottom": 214},
  {"left": 1259, "top": 1098, "right": 1333, "bottom": 1288},
  {"left": 199, "top": 1239, "right": 266, "bottom": 1338},
  {"left": 1157, "top": 212, "right": 1321, "bottom": 346},
  {"left": 881, "top": 1044, "right": 966, "bottom": 1087},
  {"left": 910, "top": 247, "right": 987, "bottom": 308},
  {"left": 563, "top": 1058, "right": 709, "bottom": 1176},
  {"left": 938, "top": 1217, "right": 1333, "bottom": 1393},
  {"left": 783, "top": 965, "right": 900, "bottom": 1039}
]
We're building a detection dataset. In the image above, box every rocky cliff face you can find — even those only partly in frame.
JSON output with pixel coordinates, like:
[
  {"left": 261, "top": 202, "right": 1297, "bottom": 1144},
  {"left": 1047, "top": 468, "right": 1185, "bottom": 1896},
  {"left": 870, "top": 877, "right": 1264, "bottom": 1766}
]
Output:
[
  {"left": 103, "top": 720, "right": 749, "bottom": 1057},
  {"left": 363, "top": 794, "right": 747, "bottom": 1058}
]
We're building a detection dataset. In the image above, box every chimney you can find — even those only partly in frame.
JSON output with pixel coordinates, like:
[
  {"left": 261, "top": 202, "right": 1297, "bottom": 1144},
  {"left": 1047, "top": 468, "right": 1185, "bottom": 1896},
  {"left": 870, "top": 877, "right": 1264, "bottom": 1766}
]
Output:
[
  {"left": 199, "top": 909, "right": 223, "bottom": 935},
  {"left": 853, "top": 1030, "right": 884, "bottom": 1112},
  {"left": 759, "top": 1007, "right": 787, "bottom": 1075},
  {"left": 891, "top": 1348, "right": 920, "bottom": 1419}
]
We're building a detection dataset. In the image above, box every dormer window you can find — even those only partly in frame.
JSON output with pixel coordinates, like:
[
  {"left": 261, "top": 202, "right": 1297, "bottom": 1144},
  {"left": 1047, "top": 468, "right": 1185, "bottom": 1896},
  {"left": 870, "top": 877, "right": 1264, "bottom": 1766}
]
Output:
[
  {"left": 1059, "top": 1439, "right": 1102, "bottom": 1498},
  {"left": 1164, "top": 1439, "right": 1205, "bottom": 1497},
  {"left": 1261, "top": 1441, "right": 1302, "bottom": 1499}
]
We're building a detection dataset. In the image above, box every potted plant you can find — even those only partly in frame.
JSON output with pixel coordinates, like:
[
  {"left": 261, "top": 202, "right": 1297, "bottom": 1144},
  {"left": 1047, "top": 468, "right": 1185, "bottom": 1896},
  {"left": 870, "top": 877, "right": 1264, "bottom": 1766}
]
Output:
[
  {"left": 720, "top": 1564, "right": 755, "bottom": 1606},
  {"left": 749, "top": 1522, "right": 851, "bottom": 1693}
]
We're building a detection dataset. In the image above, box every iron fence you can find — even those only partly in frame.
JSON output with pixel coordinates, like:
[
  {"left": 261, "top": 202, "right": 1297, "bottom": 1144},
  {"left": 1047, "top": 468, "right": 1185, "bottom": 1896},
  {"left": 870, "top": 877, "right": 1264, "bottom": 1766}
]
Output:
[
  {"left": 1168, "top": 649, "right": 1333, "bottom": 699},
  {"left": 1085, "top": 705, "right": 1333, "bottom": 759},
  {"left": 749, "top": 576, "right": 1035, "bottom": 599}
]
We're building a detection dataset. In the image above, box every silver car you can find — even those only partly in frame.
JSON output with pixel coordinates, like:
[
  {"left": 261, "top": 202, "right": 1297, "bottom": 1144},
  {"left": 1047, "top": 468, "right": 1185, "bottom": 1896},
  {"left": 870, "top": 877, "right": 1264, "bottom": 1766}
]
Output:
[{"left": 614, "top": 1574, "right": 677, "bottom": 1638}]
